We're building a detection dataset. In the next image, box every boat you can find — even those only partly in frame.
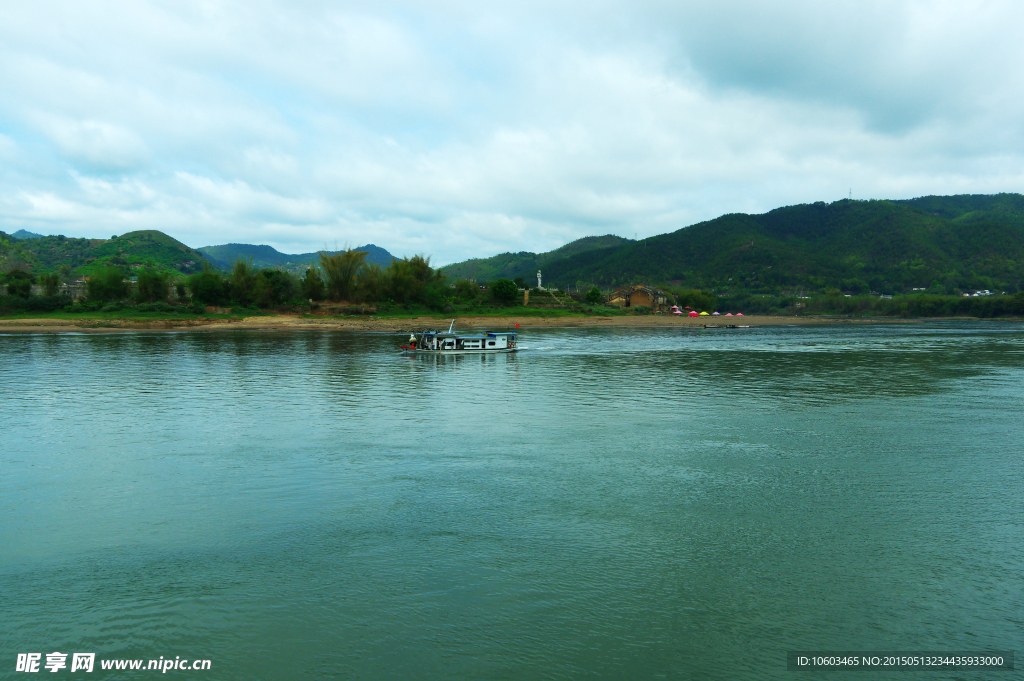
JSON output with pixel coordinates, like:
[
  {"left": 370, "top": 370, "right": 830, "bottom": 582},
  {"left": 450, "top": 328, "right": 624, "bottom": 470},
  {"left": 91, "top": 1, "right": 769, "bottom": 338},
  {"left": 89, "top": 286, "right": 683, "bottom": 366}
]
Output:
[{"left": 399, "top": 320, "right": 518, "bottom": 354}]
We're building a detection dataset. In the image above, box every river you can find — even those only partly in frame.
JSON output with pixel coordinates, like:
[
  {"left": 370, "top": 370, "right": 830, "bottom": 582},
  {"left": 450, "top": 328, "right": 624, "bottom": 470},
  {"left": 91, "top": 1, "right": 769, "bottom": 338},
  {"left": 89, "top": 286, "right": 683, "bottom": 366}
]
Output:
[{"left": 2, "top": 323, "right": 1021, "bottom": 679}]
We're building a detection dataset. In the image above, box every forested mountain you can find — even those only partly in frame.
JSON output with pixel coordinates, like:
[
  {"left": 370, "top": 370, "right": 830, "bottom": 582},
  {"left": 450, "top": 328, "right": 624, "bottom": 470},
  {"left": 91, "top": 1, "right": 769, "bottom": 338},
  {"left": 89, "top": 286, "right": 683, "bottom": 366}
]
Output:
[
  {"left": 11, "top": 229, "right": 43, "bottom": 239},
  {"left": 538, "top": 194, "right": 1024, "bottom": 294},
  {"left": 0, "top": 229, "right": 208, "bottom": 275},
  {"left": 3, "top": 194, "right": 1023, "bottom": 295},
  {"left": 440, "top": 235, "right": 632, "bottom": 281},
  {"left": 199, "top": 243, "right": 395, "bottom": 273}
]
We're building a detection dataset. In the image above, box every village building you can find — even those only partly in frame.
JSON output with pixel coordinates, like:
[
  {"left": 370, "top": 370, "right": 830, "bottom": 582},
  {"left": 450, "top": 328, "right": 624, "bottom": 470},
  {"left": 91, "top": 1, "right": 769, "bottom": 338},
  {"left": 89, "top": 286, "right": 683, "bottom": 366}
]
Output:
[{"left": 606, "top": 284, "right": 671, "bottom": 312}]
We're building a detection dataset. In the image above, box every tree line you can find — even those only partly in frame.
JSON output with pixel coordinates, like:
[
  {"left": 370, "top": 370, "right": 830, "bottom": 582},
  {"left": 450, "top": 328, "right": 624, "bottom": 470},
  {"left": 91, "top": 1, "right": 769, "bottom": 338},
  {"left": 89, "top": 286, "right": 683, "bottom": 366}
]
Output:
[
  {"left": 7, "top": 248, "right": 1024, "bottom": 319},
  {"left": 1, "top": 248, "right": 530, "bottom": 314}
]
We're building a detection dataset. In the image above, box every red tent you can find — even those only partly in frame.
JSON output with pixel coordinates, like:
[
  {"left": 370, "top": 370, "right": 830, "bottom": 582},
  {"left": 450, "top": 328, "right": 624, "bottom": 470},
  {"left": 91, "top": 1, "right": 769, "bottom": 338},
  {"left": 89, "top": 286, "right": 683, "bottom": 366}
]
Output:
[{"left": 688, "top": 310, "right": 699, "bottom": 317}]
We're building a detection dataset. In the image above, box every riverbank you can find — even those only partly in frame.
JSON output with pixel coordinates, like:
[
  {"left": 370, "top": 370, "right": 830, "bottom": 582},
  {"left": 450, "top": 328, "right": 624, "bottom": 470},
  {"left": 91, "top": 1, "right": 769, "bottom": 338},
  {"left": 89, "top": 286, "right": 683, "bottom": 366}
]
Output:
[{"left": 0, "top": 312, "right": 926, "bottom": 334}]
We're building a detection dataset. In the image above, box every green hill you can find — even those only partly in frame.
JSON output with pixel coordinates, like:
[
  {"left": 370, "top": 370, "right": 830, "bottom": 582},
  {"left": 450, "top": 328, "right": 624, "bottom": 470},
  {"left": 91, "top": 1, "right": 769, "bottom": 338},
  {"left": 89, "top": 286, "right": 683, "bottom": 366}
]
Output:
[
  {"left": 0, "top": 229, "right": 208, "bottom": 276},
  {"left": 4, "top": 194, "right": 1023, "bottom": 295},
  {"left": 538, "top": 194, "right": 1024, "bottom": 294},
  {"left": 199, "top": 243, "right": 395, "bottom": 273},
  {"left": 440, "top": 235, "right": 632, "bottom": 282}
]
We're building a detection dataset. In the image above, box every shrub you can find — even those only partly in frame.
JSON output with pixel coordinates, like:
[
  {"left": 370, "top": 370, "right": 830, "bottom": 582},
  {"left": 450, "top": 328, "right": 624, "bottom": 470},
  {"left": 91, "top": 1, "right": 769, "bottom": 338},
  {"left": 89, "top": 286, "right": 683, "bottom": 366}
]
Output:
[
  {"left": 101, "top": 303, "right": 123, "bottom": 312},
  {"left": 136, "top": 302, "right": 175, "bottom": 313},
  {"left": 490, "top": 278, "right": 518, "bottom": 304},
  {"left": 0, "top": 294, "right": 26, "bottom": 314},
  {"left": 584, "top": 286, "right": 603, "bottom": 304},
  {"left": 25, "top": 295, "right": 70, "bottom": 312}
]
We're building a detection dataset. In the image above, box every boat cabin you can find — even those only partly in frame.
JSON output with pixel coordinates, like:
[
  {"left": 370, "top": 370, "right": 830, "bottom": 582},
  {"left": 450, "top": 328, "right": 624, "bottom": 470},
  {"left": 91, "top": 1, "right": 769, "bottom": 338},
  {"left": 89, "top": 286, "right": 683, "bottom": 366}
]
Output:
[{"left": 414, "top": 331, "right": 516, "bottom": 352}]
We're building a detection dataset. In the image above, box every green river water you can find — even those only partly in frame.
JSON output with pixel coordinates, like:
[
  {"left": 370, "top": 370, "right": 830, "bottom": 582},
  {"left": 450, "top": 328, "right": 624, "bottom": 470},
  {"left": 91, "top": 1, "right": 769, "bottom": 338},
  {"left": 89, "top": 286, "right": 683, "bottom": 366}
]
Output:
[{"left": 1, "top": 323, "right": 1021, "bottom": 679}]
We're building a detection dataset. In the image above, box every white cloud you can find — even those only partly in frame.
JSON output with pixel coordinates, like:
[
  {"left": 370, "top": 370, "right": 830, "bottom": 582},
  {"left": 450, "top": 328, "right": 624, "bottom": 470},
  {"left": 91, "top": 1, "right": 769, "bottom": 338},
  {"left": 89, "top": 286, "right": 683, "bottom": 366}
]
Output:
[
  {"left": 0, "top": 0, "right": 1022, "bottom": 264},
  {"left": 40, "top": 118, "right": 150, "bottom": 172}
]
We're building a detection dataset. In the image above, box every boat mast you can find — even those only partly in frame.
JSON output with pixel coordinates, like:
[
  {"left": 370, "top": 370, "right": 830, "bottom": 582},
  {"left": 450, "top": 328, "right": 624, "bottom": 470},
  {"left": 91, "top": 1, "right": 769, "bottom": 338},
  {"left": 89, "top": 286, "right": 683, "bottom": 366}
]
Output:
[{"left": 447, "top": 319, "right": 455, "bottom": 334}]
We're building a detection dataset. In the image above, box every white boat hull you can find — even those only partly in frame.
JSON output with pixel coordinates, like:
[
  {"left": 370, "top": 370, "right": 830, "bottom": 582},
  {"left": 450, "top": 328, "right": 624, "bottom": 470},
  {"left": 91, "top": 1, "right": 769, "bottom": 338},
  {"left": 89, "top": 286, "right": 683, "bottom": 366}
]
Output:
[{"left": 402, "top": 348, "right": 517, "bottom": 355}]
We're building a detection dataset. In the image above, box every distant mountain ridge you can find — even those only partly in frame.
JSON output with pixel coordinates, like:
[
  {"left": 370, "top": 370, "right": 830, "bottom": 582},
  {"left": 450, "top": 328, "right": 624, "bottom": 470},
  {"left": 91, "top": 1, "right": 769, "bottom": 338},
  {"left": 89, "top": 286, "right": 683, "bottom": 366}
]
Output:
[
  {"left": 440, "top": 235, "right": 633, "bottom": 282},
  {"left": 4, "top": 194, "right": 1023, "bottom": 296},
  {"left": 11, "top": 229, "right": 44, "bottom": 240},
  {"left": 0, "top": 229, "right": 207, "bottom": 275},
  {"left": 199, "top": 243, "right": 395, "bottom": 273},
  {"left": 538, "top": 194, "right": 1024, "bottom": 294}
]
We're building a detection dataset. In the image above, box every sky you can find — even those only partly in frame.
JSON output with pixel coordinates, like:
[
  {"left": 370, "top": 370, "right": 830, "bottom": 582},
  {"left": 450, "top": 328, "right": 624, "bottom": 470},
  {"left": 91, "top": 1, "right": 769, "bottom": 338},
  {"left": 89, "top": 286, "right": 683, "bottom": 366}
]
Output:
[{"left": 1, "top": 0, "right": 1022, "bottom": 266}]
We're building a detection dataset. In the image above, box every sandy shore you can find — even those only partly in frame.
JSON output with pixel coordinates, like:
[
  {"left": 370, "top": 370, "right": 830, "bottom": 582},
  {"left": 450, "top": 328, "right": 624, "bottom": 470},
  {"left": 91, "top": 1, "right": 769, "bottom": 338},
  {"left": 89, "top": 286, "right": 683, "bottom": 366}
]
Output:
[{"left": 0, "top": 313, "right": 901, "bottom": 334}]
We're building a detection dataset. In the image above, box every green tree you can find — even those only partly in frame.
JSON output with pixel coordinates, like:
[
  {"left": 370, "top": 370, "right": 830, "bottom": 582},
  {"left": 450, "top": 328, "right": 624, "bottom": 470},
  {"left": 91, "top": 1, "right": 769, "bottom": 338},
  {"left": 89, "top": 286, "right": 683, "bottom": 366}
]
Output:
[
  {"left": 4, "top": 269, "right": 33, "bottom": 298},
  {"left": 357, "top": 263, "right": 387, "bottom": 302},
  {"left": 584, "top": 286, "right": 603, "bottom": 304},
  {"left": 387, "top": 258, "right": 423, "bottom": 303},
  {"left": 490, "top": 278, "right": 518, "bottom": 304},
  {"left": 186, "top": 266, "right": 228, "bottom": 305},
  {"left": 39, "top": 272, "right": 60, "bottom": 297},
  {"left": 87, "top": 267, "right": 129, "bottom": 302},
  {"left": 320, "top": 248, "right": 368, "bottom": 302},
  {"left": 386, "top": 255, "right": 442, "bottom": 304},
  {"left": 454, "top": 279, "right": 479, "bottom": 301},
  {"left": 422, "top": 280, "right": 450, "bottom": 311},
  {"left": 301, "top": 267, "right": 325, "bottom": 301},
  {"left": 255, "top": 269, "right": 299, "bottom": 307},
  {"left": 672, "top": 288, "right": 718, "bottom": 312},
  {"left": 253, "top": 275, "right": 274, "bottom": 308},
  {"left": 230, "top": 258, "right": 257, "bottom": 306},
  {"left": 136, "top": 266, "right": 170, "bottom": 303}
]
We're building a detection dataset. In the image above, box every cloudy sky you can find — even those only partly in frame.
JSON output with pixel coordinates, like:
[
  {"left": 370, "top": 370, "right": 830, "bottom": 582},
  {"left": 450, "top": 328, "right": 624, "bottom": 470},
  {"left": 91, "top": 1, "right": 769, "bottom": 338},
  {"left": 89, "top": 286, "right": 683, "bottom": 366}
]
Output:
[{"left": 1, "top": 1, "right": 1022, "bottom": 265}]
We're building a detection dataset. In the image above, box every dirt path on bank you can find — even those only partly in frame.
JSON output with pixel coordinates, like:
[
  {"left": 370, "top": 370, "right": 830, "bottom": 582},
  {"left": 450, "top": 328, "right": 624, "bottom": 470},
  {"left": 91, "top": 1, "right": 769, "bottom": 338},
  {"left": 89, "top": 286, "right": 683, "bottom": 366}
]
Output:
[{"left": 0, "top": 313, "right": 906, "bottom": 334}]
